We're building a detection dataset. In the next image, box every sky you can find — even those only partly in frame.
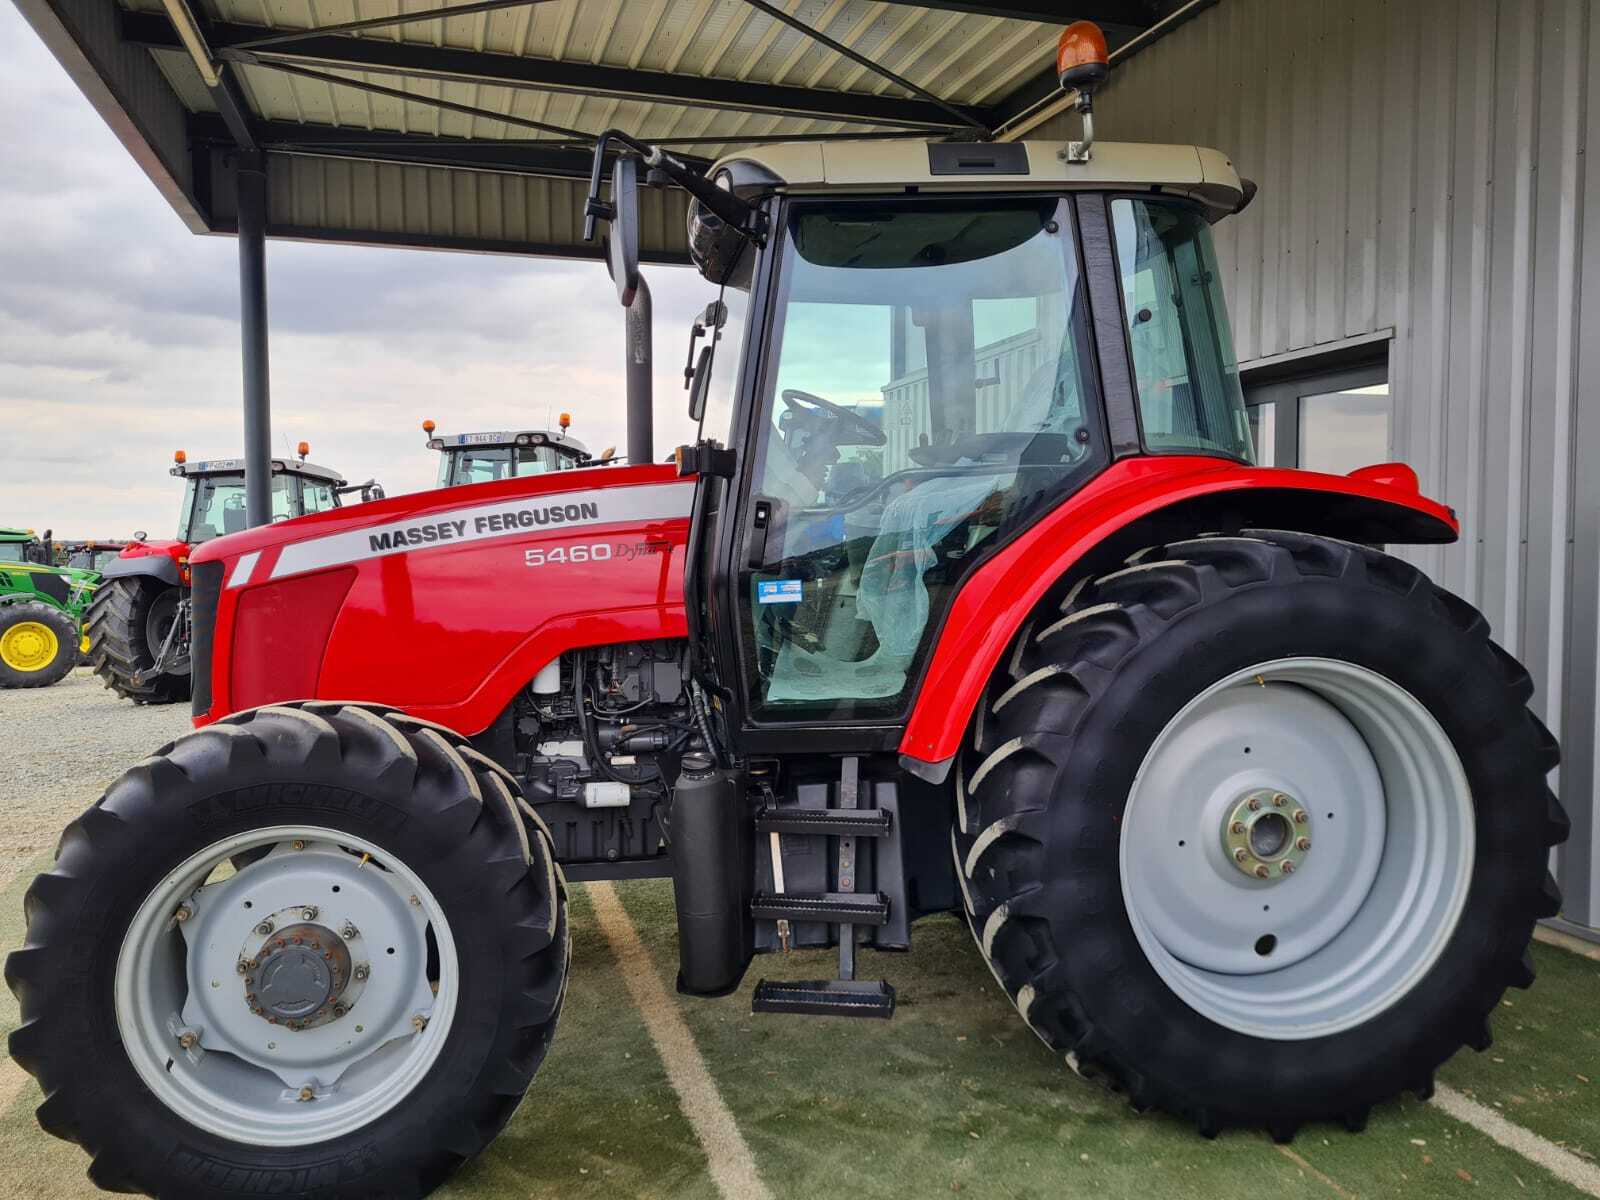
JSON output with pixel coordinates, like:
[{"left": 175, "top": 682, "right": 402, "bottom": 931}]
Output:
[{"left": 0, "top": 4, "right": 719, "bottom": 540}]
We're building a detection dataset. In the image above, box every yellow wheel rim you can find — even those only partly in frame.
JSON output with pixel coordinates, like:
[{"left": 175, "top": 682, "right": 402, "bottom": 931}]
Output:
[{"left": 1, "top": 620, "right": 60, "bottom": 673}]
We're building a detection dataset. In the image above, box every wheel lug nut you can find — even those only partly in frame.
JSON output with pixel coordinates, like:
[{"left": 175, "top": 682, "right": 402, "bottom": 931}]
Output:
[
  {"left": 301, "top": 906, "right": 318, "bottom": 921},
  {"left": 1247, "top": 797, "right": 1262, "bottom": 811},
  {"left": 1296, "top": 837, "right": 1311, "bottom": 852},
  {"left": 1230, "top": 821, "right": 1246, "bottom": 835},
  {"left": 409, "top": 894, "right": 421, "bottom": 907},
  {"left": 255, "top": 920, "right": 274, "bottom": 936},
  {"left": 236, "top": 960, "right": 250, "bottom": 975},
  {"left": 1293, "top": 810, "right": 1308, "bottom": 824},
  {"left": 178, "top": 1032, "right": 199, "bottom": 1050},
  {"left": 292, "top": 840, "right": 306, "bottom": 851},
  {"left": 174, "top": 903, "right": 193, "bottom": 923},
  {"left": 354, "top": 963, "right": 370, "bottom": 981},
  {"left": 1271, "top": 793, "right": 1287, "bottom": 807},
  {"left": 341, "top": 923, "right": 359, "bottom": 940},
  {"left": 1254, "top": 864, "right": 1270, "bottom": 879},
  {"left": 1280, "top": 860, "right": 1296, "bottom": 875},
  {"left": 412, "top": 1015, "right": 428, "bottom": 1033},
  {"left": 333, "top": 1003, "right": 348, "bottom": 1018},
  {"left": 298, "top": 1086, "right": 315, "bottom": 1102},
  {"left": 1233, "top": 848, "right": 1249, "bottom": 864}
]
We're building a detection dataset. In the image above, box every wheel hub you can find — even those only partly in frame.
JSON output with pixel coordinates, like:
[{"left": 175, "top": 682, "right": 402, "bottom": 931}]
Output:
[
  {"left": 1, "top": 621, "right": 57, "bottom": 672},
  {"left": 247, "top": 922, "right": 351, "bottom": 1028},
  {"left": 1222, "top": 789, "right": 1311, "bottom": 880}
]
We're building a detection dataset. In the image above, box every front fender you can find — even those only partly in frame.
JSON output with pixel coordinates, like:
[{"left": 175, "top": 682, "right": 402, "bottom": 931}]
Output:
[
  {"left": 99, "top": 545, "right": 186, "bottom": 587},
  {"left": 899, "top": 456, "right": 1458, "bottom": 770}
]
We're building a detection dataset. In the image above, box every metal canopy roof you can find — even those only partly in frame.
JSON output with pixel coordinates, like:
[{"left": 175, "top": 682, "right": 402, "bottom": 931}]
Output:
[{"left": 16, "top": 0, "right": 1196, "bottom": 261}]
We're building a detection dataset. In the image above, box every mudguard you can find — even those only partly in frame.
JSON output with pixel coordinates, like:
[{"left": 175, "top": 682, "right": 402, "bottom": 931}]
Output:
[
  {"left": 100, "top": 541, "right": 187, "bottom": 586},
  {"left": 898, "top": 455, "right": 1459, "bottom": 770},
  {"left": 188, "top": 465, "right": 694, "bottom": 732}
]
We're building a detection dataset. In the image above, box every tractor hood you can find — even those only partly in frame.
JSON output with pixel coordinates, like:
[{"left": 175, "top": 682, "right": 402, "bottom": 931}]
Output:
[{"left": 188, "top": 463, "right": 695, "bottom": 732}]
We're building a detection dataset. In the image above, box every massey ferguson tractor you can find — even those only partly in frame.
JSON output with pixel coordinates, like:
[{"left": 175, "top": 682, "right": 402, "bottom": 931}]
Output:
[
  {"left": 423, "top": 414, "right": 601, "bottom": 486},
  {"left": 85, "top": 446, "right": 381, "bottom": 704},
  {"left": 6, "top": 23, "right": 1568, "bottom": 1200}
]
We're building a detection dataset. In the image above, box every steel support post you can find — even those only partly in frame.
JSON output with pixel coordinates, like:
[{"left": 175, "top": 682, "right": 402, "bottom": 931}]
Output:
[{"left": 236, "top": 152, "right": 273, "bottom": 528}]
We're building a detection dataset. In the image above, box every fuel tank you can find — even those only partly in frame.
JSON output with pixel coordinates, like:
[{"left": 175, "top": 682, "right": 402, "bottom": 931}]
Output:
[{"left": 187, "top": 464, "right": 694, "bottom": 733}]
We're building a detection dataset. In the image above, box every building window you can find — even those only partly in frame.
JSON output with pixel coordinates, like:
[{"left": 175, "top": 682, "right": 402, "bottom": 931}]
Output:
[{"left": 1243, "top": 357, "right": 1390, "bottom": 472}]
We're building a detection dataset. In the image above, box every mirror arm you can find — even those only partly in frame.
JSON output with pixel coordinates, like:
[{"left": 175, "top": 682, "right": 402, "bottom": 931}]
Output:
[{"left": 583, "top": 128, "right": 760, "bottom": 245}]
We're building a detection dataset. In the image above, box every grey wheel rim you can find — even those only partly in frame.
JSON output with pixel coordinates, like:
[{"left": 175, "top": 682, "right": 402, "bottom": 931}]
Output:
[
  {"left": 1119, "top": 658, "right": 1474, "bottom": 1040},
  {"left": 115, "top": 825, "right": 458, "bottom": 1145}
]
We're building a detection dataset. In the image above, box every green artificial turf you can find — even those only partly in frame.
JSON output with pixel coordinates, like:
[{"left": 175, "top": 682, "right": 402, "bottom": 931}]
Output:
[{"left": 1, "top": 858, "right": 1596, "bottom": 1200}]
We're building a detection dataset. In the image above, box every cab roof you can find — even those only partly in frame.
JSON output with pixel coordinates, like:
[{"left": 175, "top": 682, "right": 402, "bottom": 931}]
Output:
[
  {"left": 712, "top": 139, "right": 1246, "bottom": 219},
  {"left": 429, "top": 431, "right": 591, "bottom": 457},
  {"left": 0, "top": 528, "right": 36, "bottom": 543},
  {"left": 170, "top": 458, "right": 347, "bottom": 485}
]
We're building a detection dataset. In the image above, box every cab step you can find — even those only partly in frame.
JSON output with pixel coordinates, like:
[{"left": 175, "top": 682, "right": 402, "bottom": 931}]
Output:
[
  {"left": 751, "top": 978, "right": 896, "bottom": 1019},
  {"left": 754, "top": 805, "right": 891, "bottom": 837},
  {"left": 751, "top": 891, "right": 889, "bottom": 926}
]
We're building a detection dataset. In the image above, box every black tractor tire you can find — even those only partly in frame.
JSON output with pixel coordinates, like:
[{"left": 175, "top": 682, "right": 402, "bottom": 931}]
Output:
[
  {"left": 6, "top": 702, "right": 569, "bottom": 1199},
  {"left": 954, "top": 530, "right": 1568, "bottom": 1141},
  {"left": 84, "top": 576, "right": 192, "bottom": 704},
  {"left": 0, "top": 601, "right": 79, "bottom": 689}
]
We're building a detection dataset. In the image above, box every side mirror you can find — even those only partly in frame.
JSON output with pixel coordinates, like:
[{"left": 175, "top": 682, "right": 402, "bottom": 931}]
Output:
[
  {"left": 606, "top": 156, "right": 641, "bottom": 307},
  {"left": 687, "top": 345, "right": 714, "bottom": 422}
]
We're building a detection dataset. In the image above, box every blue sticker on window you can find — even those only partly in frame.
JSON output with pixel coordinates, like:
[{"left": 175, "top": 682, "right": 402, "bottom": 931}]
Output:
[{"left": 757, "top": 579, "right": 803, "bottom": 604}]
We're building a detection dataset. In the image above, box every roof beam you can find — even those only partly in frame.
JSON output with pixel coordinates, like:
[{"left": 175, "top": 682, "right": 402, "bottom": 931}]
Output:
[
  {"left": 122, "top": 11, "right": 988, "bottom": 130},
  {"left": 875, "top": 0, "right": 1156, "bottom": 31}
]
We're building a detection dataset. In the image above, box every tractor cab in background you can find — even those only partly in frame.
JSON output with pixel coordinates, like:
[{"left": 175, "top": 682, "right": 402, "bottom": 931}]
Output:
[
  {"left": 85, "top": 445, "right": 381, "bottom": 705},
  {"left": 423, "top": 415, "right": 600, "bottom": 488}
]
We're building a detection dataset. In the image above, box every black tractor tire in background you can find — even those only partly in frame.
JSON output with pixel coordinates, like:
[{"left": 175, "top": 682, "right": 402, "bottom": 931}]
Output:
[
  {"left": 85, "top": 576, "right": 192, "bottom": 704},
  {"left": 6, "top": 702, "right": 569, "bottom": 1200},
  {"left": 0, "top": 601, "right": 79, "bottom": 689},
  {"left": 954, "top": 530, "right": 1568, "bottom": 1140}
]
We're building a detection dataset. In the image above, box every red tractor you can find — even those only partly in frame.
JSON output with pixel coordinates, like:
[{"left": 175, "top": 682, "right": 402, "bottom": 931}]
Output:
[
  {"left": 423, "top": 413, "right": 604, "bottom": 485},
  {"left": 7, "top": 28, "right": 1568, "bottom": 1200},
  {"left": 84, "top": 446, "right": 381, "bottom": 704}
]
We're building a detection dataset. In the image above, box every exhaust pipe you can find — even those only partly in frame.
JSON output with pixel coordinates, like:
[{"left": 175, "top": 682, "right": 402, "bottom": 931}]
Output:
[{"left": 624, "top": 276, "right": 653, "bottom": 466}]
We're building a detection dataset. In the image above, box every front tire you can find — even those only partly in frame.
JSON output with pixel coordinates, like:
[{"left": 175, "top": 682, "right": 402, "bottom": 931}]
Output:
[
  {"left": 0, "top": 601, "right": 78, "bottom": 688},
  {"left": 954, "top": 531, "right": 1568, "bottom": 1139},
  {"left": 6, "top": 702, "right": 568, "bottom": 1198},
  {"left": 84, "top": 577, "right": 191, "bottom": 704}
]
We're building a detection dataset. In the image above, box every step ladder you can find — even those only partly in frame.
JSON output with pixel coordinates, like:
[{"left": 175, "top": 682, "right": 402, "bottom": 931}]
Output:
[{"left": 750, "top": 756, "right": 897, "bottom": 1019}]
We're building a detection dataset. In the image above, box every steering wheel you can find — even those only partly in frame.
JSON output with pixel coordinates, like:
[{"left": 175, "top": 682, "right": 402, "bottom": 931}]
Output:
[{"left": 781, "top": 389, "right": 886, "bottom": 448}]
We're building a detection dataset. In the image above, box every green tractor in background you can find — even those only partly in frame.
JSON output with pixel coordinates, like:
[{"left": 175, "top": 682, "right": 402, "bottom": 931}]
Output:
[{"left": 0, "top": 527, "right": 99, "bottom": 689}]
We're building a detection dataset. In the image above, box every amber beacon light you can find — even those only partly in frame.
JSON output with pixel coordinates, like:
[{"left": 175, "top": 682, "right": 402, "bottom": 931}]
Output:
[{"left": 1057, "top": 21, "right": 1109, "bottom": 163}]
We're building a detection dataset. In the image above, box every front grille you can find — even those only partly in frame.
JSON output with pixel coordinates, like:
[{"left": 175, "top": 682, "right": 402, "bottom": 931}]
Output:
[{"left": 189, "top": 560, "right": 224, "bottom": 719}]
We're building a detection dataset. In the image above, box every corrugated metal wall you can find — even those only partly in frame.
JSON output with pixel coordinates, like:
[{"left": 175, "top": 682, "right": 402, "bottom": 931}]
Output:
[{"left": 1034, "top": 0, "right": 1599, "bottom": 931}]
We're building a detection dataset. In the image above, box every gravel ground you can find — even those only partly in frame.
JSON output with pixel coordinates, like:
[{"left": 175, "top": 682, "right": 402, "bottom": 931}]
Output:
[{"left": 0, "top": 668, "right": 191, "bottom": 884}]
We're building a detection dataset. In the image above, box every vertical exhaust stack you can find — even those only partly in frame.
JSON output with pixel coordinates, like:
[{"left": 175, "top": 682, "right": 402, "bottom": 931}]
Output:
[{"left": 624, "top": 276, "right": 654, "bottom": 466}]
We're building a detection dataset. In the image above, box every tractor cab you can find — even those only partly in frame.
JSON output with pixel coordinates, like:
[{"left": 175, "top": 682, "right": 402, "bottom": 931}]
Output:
[
  {"left": 588, "top": 119, "right": 1252, "bottom": 747},
  {"left": 170, "top": 449, "right": 364, "bottom": 544},
  {"left": 0, "top": 528, "right": 52, "bottom": 566},
  {"left": 422, "top": 417, "right": 597, "bottom": 488}
]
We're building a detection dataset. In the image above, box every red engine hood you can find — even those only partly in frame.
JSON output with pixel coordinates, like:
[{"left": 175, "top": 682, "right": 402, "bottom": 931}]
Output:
[
  {"left": 190, "top": 463, "right": 683, "bottom": 568},
  {"left": 118, "top": 538, "right": 189, "bottom": 563},
  {"left": 193, "top": 463, "right": 695, "bottom": 734}
]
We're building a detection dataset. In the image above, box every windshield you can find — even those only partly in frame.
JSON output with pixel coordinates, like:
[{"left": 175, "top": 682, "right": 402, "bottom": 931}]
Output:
[
  {"left": 1111, "top": 198, "right": 1253, "bottom": 460},
  {"left": 742, "top": 196, "right": 1103, "bottom": 720},
  {"left": 180, "top": 474, "right": 293, "bottom": 542},
  {"left": 0, "top": 543, "right": 25, "bottom": 564},
  {"left": 437, "top": 445, "right": 582, "bottom": 488}
]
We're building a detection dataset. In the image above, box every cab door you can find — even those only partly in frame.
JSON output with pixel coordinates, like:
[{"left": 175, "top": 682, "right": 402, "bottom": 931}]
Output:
[{"left": 718, "top": 194, "right": 1110, "bottom": 752}]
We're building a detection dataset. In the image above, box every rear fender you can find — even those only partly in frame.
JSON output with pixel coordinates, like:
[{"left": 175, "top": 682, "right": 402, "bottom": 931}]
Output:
[
  {"left": 899, "top": 456, "right": 1458, "bottom": 774},
  {"left": 101, "top": 542, "right": 187, "bottom": 587}
]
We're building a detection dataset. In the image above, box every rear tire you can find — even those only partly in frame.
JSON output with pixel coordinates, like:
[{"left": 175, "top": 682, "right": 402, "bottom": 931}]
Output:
[
  {"left": 954, "top": 530, "right": 1568, "bottom": 1139},
  {"left": 5, "top": 702, "right": 568, "bottom": 1198},
  {"left": 0, "top": 601, "right": 78, "bottom": 688},
  {"left": 85, "top": 576, "right": 191, "bottom": 704}
]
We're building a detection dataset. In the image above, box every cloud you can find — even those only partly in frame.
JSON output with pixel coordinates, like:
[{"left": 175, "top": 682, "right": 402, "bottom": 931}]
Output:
[{"left": 0, "top": 6, "right": 719, "bottom": 537}]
